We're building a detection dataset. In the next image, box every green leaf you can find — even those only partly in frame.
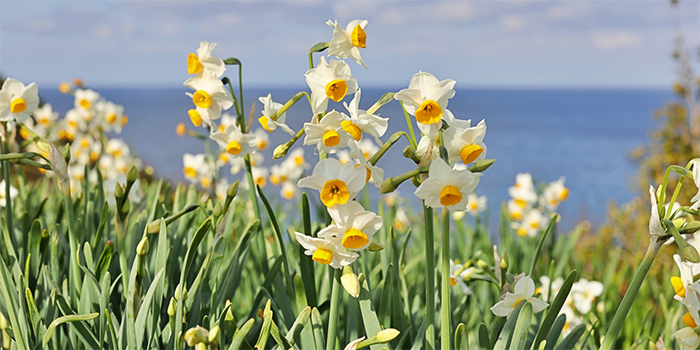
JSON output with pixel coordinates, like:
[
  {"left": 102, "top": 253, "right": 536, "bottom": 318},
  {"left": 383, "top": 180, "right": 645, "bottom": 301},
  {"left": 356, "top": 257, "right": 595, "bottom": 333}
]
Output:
[
  {"left": 255, "top": 301, "right": 273, "bottom": 350},
  {"left": 257, "top": 185, "right": 293, "bottom": 299},
  {"left": 511, "top": 302, "right": 533, "bottom": 350},
  {"left": 377, "top": 264, "right": 393, "bottom": 327},
  {"left": 285, "top": 306, "right": 311, "bottom": 346},
  {"left": 553, "top": 324, "right": 586, "bottom": 350},
  {"left": 311, "top": 307, "right": 325, "bottom": 350},
  {"left": 94, "top": 240, "right": 114, "bottom": 282},
  {"left": 300, "top": 193, "right": 317, "bottom": 307},
  {"left": 529, "top": 214, "right": 558, "bottom": 276},
  {"left": 531, "top": 270, "right": 577, "bottom": 350},
  {"left": 544, "top": 314, "right": 566, "bottom": 350},
  {"left": 228, "top": 318, "right": 255, "bottom": 350},
  {"left": 135, "top": 268, "right": 165, "bottom": 348},
  {"left": 669, "top": 165, "right": 692, "bottom": 178},
  {"left": 357, "top": 273, "right": 382, "bottom": 339},
  {"left": 494, "top": 302, "right": 525, "bottom": 350},
  {"left": 25, "top": 288, "right": 45, "bottom": 342},
  {"left": 54, "top": 292, "right": 100, "bottom": 349},
  {"left": 42, "top": 313, "right": 99, "bottom": 348},
  {"left": 478, "top": 322, "right": 490, "bottom": 350},
  {"left": 454, "top": 323, "right": 470, "bottom": 350}
]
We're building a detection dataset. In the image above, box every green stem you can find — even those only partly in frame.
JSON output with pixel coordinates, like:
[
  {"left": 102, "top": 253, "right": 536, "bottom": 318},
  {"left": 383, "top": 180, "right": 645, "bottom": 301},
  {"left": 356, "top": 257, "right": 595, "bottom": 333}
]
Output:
[
  {"left": 424, "top": 203, "right": 436, "bottom": 350},
  {"left": 2, "top": 123, "right": 13, "bottom": 242},
  {"left": 667, "top": 176, "right": 685, "bottom": 219},
  {"left": 244, "top": 154, "right": 268, "bottom": 273},
  {"left": 400, "top": 101, "right": 418, "bottom": 149},
  {"left": 327, "top": 268, "right": 342, "bottom": 350},
  {"left": 238, "top": 63, "right": 244, "bottom": 123},
  {"left": 440, "top": 209, "right": 451, "bottom": 350},
  {"left": 599, "top": 239, "right": 662, "bottom": 350}
]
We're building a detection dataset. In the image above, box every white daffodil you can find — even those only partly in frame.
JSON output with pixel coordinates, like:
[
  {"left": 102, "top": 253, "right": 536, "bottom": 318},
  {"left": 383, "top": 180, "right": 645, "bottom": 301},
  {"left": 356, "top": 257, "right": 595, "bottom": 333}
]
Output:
[
  {"left": 303, "top": 110, "right": 354, "bottom": 153},
  {"left": 571, "top": 279, "right": 604, "bottom": 314},
  {"left": 649, "top": 186, "right": 666, "bottom": 241},
  {"left": 542, "top": 177, "right": 570, "bottom": 211},
  {"left": 184, "top": 74, "right": 234, "bottom": 128},
  {"left": 269, "top": 160, "right": 304, "bottom": 187},
  {"left": 320, "top": 201, "right": 382, "bottom": 250},
  {"left": 414, "top": 158, "right": 481, "bottom": 211},
  {"left": 253, "top": 128, "right": 269, "bottom": 151},
  {"left": 508, "top": 173, "right": 538, "bottom": 209},
  {"left": 513, "top": 209, "right": 547, "bottom": 237},
  {"left": 674, "top": 284, "right": 700, "bottom": 350},
  {"left": 187, "top": 41, "right": 225, "bottom": 79},
  {"left": 210, "top": 124, "right": 256, "bottom": 158},
  {"left": 327, "top": 19, "right": 368, "bottom": 68},
  {"left": 0, "top": 78, "right": 39, "bottom": 123},
  {"left": 215, "top": 177, "right": 229, "bottom": 202},
  {"left": 289, "top": 148, "right": 307, "bottom": 168},
  {"left": 0, "top": 180, "right": 18, "bottom": 207},
  {"left": 672, "top": 254, "right": 700, "bottom": 298},
  {"left": 465, "top": 193, "right": 487, "bottom": 216},
  {"left": 537, "top": 276, "right": 564, "bottom": 302},
  {"left": 71, "top": 134, "right": 101, "bottom": 165},
  {"left": 305, "top": 56, "right": 358, "bottom": 114},
  {"left": 341, "top": 89, "right": 388, "bottom": 144},
  {"left": 560, "top": 305, "right": 583, "bottom": 337},
  {"left": 217, "top": 113, "right": 238, "bottom": 132},
  {"left": 415, "top": 135, "right": 440, "bottom": 162},
  {"left": 490, "top": 276, "right": 549, "bottom": 318},
  {"left": 394, "top": 72, "right": 456, "bottom": 138},
  {"left": 252, "top": 166, "right": 269, "bottom": 188},
  {"left": 507, "top": 199, "right": 526, "bottom": 222},
  {"left": 393, "top": 207, "right": 410, "bottom": 231},
  {"left": 348, "top": 143, "right": 384, "bottom": 188},
  {"left": 32, "top": 103, "right": 59, "bottom": 131},
  {"left": 183, "top": 153, "right": 209, "bottom": 185},
  {"left": 294, "top": 232, "right": 359, "bottom": 269},
  {"left": 692, "top": 160, "right": 700, "bottom": 211},
  {"left": 280, "top": 181, "right": 297, "bottom": 200},
  {"left": 449, "top": 260, "right": 473, "bottom": 294},
  {"left": 297, "top": 157, "right": 366, "bottom": 208},
  {"left": 74, "top": 89, "right": 100, "bottom": 111},
  {"left": 258, "top": 93, "right": 294, "bottom": 135},
  {"left": 97, "top": 100, "right": 127, "bottom": 133},
  {"left": 445, "top": 119, "right": 487, "bottom": 166},
  {"left": 356, "top": 139, "right": 379, "bottom": 160},
  {"left": 673, "top": 327, "right": 700, "bottom": 350}
]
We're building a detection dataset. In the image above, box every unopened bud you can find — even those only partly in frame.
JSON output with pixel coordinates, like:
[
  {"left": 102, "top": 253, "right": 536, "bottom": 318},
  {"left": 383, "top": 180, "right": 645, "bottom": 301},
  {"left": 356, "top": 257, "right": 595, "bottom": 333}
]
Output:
[
  {"left": 673, "top": 218, "right": 686, "bottom": 229},
  {"left": 195, "top": 342, "right": 207, "bottom": 350},
  {"left": 175, "top": 284, "right": 188, "bottom": 301},
  {"left": 227, "top": 181, "right": 239, "bottom": 198},
  {"left": 208, "top": 325, "right": 220, "bottom": 347},
  {"left": 367, "top": 242, "right": 385, "bottom": 252},
  {"left": 176, "top": 123, "right": 187, "bottom": 136},
  {"left": 380, "top": 178, "right": 399, "bottom": 194},
  {"left": 121, "top": 200, "right": 130, "bottom": 215},
  {"left": 500, "top": 251, "right": 509, "bottom": 270},
  {"left": 468, "top": 159, "right": 495, "bottom": 173},
  {"left": 184, "top": 326, "right": 209, "bottom": 346},
  {"left": 376, "top": 329, "right": 400, "bottom": 343},
  {"left": 136, "top": 236, "right": 149, "bottom": 256},
  {"left": 402, "top": 145, "right": 420, "bottom": 164},
  {"left": 114, "top": 183, "right": 124, "bottom": 200},
  {"left": 213, "top": 203, "right": 222, "bottom": 217},
  {"left": 167, "top": 298, "right": 177, "bottom": 316},
  {"left": 341, "top": 266, "right": 360, "bottom": 298},
  {"left": 273, "top": 143, "right": 290, "bottom": 159},
  {"left": 224, "top": 300, "right": 235, "bottom": 322},
  {"left": 147, "top": 219, "right": 162, "bottom": 234},
  {"left": 477, "top": 259, "right": 488, "bottom": 269},
  {"left": 61, "top": 143, "right": 71, "bottom": 162},
  {"left": 682, "top": 245, "right": 700, "bottom": 264},
  {"left": 126, "top": 165, "right": 138, "bottom": 183},
  {"left": 680, "top": 221, "right": 700, "bottom": 234}
]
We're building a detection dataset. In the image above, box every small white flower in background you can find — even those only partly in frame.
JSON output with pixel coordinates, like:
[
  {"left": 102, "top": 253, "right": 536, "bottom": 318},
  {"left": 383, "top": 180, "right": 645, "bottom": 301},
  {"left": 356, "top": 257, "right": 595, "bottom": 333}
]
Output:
[
  {"left": 73, "top": 89, "right": 100, "bottom": 111},
  {"left": 215, "top": 177, "right": 229, "bottom": 202},
  {"left": 187, "top": 41, "right": 226, "bottom": 79},
  {"left": 103, "top": 174, "right": 142, "bottom": 206},
  {"left": 217, "top": 113, "right": 238, "bottom": 132},
  {"left": 445, "top": 119, "right": 487, "bottom": 166},
  {"left": 251, "top": 166, "right": 269, "bottom": 188},
  {"left": 414, "top": 158, "right": 481, "bottom": 212},
  {"left": 32, "top": 103, "right": 59, "bottom": 132},
  {"left": 97, "top": 100, "right": 127, "bottom": 133},
  {"left": 571, "top": 278, "right": 604, "bottom": 314},
  {"left": 507, "top": 199, "right": 526, "bottom": 221},
  {"left": 465, "top": 193, "right": 487, "bottom": 216},
  {"left": 513, "top": 209, "right": 546, "bottom": 237},
  {"left": 253, "top": 128, "right": 269, "bottom": 151},
  {"left": 394, "top": 71, "right": 456, "bottom": 138},
  {"left": 393, "top": 207, "right": 410, "bottom": 231},
  {"left": 184, "top": 74, "right": 234, "bottom": 128},
  {"left": 269, "top": 161, "right": 302, "bottom": 187},
  {"left": 449, "top": 260, "right": 473, "bottom": 294},
  {"left": 649, "top": 186, "right": 665, "bottom": 241},
  {"left": 321, "top": 201, "right": 382, "bottom": 251},
  {"left": 305, "top": 56, "right": 358, "bottom": 114},
  {"left": 356, "top": 139, "right": 379, "bottom": 160},
  {"left": 0, "top": 78, "right": 39, "bottom": 123},
  {"left": 537, "top": 276, "right": 564, "bottom": 301},
  {"left": 280, "top": 181, "right": 297, "bottom": 200},
  {"left": 297, "top": 157, "right": 366, "bottom": 208},
  {"left": 210, "top": 124, "right": 256, "bottom": 158},
  {"left": 303, "top": 110, "right": 354, "bottom": 154},
  {"left": 294, "top": 232, "right": 359, "bottom": 269},
  {"left": 672, "top": 254, "right": 700, "bottom": 298},
  {"left": 258, "top": 93, "right": 294, "bottom": 135},
  {"left": 71, "top": 134, "right": 102, "bottom": 165},
  {"left": 289, "top": 148, "right": 307, "bottom": 168},
  {"left": 341, "top": 89, "right": 388, "bottom": 144},
  {"left": 183, "top": 153, "right": 209, "bottom": 185},
  {"left": 542, "top": 177, "right": 570, "bottom": 211},
  {"left": 560, "top": 305, "right": 583, "bottom": 337},
  {"left": 0, "top": 180, "right": 18, "bottom": 207},
  {"left": 490, "top": 275, "right": 549, "bottom": 318},
  {"left": 327, "top": 19, "right": 368, "bottom": 68},
  {"left": 508, "top": 173, "right": 538, "bottom": 209}
]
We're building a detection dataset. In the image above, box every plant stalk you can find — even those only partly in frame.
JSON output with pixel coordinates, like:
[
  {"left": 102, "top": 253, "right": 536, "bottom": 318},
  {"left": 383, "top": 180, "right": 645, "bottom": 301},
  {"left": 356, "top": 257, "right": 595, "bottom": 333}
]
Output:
[
  {"left": 2, "top": 122, "right": 13, "bottom": 243},
  {"left": 424, "top": 203, "right": 436, "bottom": 350},
  {"left": 327, "top": 268, "right": 342, "bottom": 350},
  {"left": 441, "top": 208, "right": 451, "bottom": 350}
]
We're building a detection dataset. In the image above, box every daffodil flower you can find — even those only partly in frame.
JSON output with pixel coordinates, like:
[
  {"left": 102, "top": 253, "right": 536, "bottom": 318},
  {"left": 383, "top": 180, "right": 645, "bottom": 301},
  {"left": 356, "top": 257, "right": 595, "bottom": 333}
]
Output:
[
  {"left": 297, "top": 158, "right": 366, "bottom": 208},
  {"left": 280, "top": 181, "right": 297, "bottom": 200},
  {"left": 269, "top": 159, "right": 304, "bottom": 187},
  {"left": 320, "top": 201, "right": 382, "bottom": 251},
  {"left": 0, "top": 78, "right": 39, "bottom": 123},
  {"left": 542, "top": 177, "right": 569, "bottom": 211},
  {"left": 445, "top": 119, "right": 487, "bottom": 166},
  {"left": 184, "top": 74, "right": 234, "bottom": 128},
  {"left": 341, "top": 89, "right": 388, "bottom": 145},
  {"left": 508, "top": 173, "right": 538, "bottom": 210},
  {"left": 32, "top": 103, "right": 59, "bottom": 132},
  {"left": 490, "top": 276, "right": 549, "bottom": 318},
  {"left": 97, "top": 100, "right": 127, "bottom": 134},
  {"left": 303, "top": 110, "right": 354, "bottom": 153},
  {"left": 258, "top": 93, "right": 294, "bottom": 135},
  {"left": 394, "top": 71, "right": 456, "bottom": 138},
  {"left": 0, "top": 180, "right": 18, "bottom": 207},
  {"left": 183, "top": 153, "right": 210, "bottom": 185},
  {"left": 414, "top": 158, "right": 481, "bottom": 211},
  {"left": 415, "top": 135, "right": 440, "bottom": 162},
  {"left": 691, "top": 160, "right": 700, "bottom": 211},
  {"left": 649, "top": 185, "right": 665, "bottom": 241},
  {"left": 674, "top": 284, "right": 700, "bottom": 350},
  {"left": 294, "top": 232, "right": 359, "bottom": 269},
  {"left": 465, "top": 193, "right": 487, "bottom": 216},
  {"left": 513, "top": 209, "right": 546, "bottom": 237},
  {"left": 449, "top": 260, "right": 473, "bottom": 294},
  {"left": 347, "top": 142, "right": 384, "bottom": 188},
  {"left": 187, "top": 41, "right": 225, "bottom": 79},
  {"left": 305, "top": 57, "right": 358, "bottom": 114},
  {"left": 672, "top": 327, "right": 700, "bottom": 350},
  {"left": 537, "top": 276, "right": 564, "bottom": 301},
  {"left": 571, "top": 279, "right": 604, "bottom": 314},
  {"left": 672, "top": 254, "right": 700, "bottom": 298},
  {"left": 327, "top": 19, "right": 368, "bottom": 68},
  {"left": 74, "top": 89, "right": 100, "bottom": 111},
  {"left": 210, "top": 124, "right": 256, "bottom": 158}
]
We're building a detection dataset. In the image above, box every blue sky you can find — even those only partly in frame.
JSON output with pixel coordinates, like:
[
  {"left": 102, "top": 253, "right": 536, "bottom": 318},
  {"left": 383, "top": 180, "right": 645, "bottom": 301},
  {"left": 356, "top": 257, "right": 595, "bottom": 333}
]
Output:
[{"left": 1, "top": 0, "right": 698, "bottom": 89}]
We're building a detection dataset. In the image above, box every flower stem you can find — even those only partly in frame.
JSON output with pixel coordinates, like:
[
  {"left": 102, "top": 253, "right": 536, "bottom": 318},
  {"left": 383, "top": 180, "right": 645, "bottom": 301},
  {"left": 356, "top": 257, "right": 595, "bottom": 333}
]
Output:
[
  {"left": 600, "top": 239, "right": 662, "bottom": 350},
  {"left": 400, "top": 101, "right": 418, "bottom": 149},
  {"left": 244, "top": 154, "right": 268, "bottom": 273},
  {"left": 440, "top": 209, "right": 451, "bottom": 350},
  {"left": 327, "top": 268, "right": 342, "bottom": 350},
  {"left": 1, "top": 123, "right": 13, "bottom": 242},
  {"left": 424, "top": 203, "right": 436, "bottom": 350}
]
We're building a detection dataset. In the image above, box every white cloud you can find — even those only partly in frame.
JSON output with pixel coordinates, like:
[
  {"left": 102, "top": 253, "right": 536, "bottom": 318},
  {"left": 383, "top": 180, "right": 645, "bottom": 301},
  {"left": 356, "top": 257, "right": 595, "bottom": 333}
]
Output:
[
  {"left": 547, "top": 2, "right": 592, "bottom": 20},
  {"left": 500, "top": 14, "right": 524, "bottom": 31},
  {"left": 592, "top": 31, "right": 642, "bottom": 49}
]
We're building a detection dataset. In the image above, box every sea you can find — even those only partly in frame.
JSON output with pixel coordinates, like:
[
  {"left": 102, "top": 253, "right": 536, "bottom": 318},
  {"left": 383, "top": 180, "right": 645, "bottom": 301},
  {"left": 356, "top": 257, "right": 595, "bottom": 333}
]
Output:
[{"left": 38, "top": 87, "right": 676, "bottom": 230}]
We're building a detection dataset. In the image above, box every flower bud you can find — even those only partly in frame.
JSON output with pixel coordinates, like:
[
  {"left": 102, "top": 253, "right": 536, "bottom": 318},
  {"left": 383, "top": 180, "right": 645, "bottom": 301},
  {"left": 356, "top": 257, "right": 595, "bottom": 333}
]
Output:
[
  {"left": 208, "top": 325, "right": 220, "bottom": 347},
  {"left": 376, "top": 329, "right": 400, "bottom": 343},
  {"left": 477, "top": 259, "right": 489, "bottom": 269},
  {"left": 136, "top": 236, "right": 149, "bottom": 256},
  {"left": 147, "top": 219, "right": 162, "bottom": 234},
  {"left": 213, "top": 203, "right": 222, "bottom": 217},
  {"left": 500, "top": 251, "right": 509, "bottom": 270},
  {"left": 184, "top": 326, "right": 209, "bottom": 346},
  {"left": 61, "top": 143, "right": 71, "bottom": 162},
  {"left": 195, "top": 343, "right": 207, "bottom": 350},
  {"left": 114, "top": 183, "right": 124, "bottom": 200},
  {"left": 167, "top": 298, "right": 177, "bottom": 316},
  {"left": 273, "top": 143, "right": 291, "bottom": 159},
  {"left": 341, "top": 266, "right": 360, "bottom": 298},
  {"left": 175, "top": 284, "right": 188, "bottom": 301},
  {"left": 126, "top": 165, "right": 138, "bottom": 184},
  {"left": 468, "top": 159, "right": 495, "bottom": 173},
  {"left": 176, "top": 123, "right": 187, "bottom": 136},
  {"left": 367, "top": 242, "right": 385, "bottom": 252},
  {"left": 402, "top": 145, "right": 420, "bottom": 164},
  {"left": 227, "top": 181, "right": 239, "bottom": 198},
  {"left": 380, "top": 178, "right": 400, "bottom": 194}
]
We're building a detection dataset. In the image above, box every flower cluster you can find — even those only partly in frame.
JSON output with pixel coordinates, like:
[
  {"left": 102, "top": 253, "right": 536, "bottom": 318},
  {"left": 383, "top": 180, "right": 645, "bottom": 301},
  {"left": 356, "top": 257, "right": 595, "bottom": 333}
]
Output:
[
  {"left": 507, "top": 173, "right": 569, "bottom": 237},
  {"left": 538, "top": 276, "right": 604, "bottom": 336}
]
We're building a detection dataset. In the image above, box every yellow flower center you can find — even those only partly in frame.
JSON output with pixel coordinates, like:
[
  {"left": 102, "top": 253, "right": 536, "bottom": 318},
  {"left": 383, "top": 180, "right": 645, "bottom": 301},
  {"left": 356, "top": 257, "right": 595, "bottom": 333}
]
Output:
[
  {"left": 282, "top": 187, "right": 295, "bottom": 200},
  {"left": 90, "top": 151, "right": 100, "bottom": 162},
  {"left": 226, "top": 141, "right": 242, "bottom": 155},
  {"left": 10, "top": 98, "right": 27, "bottom": 114},
  {"left": 176, "top": 123, "right": 187, "bottom": 136},
  {"left": 59, "top": 81, "right": 71, "bottom": 94},
  {"left": 79, "top": 99, "right": 91, "bottom": 110},
  {"left": 200, "top": 177, "right": 211, "bottom": 189},
  {"left": 80, "top": 139, "right": 90, "bottom": 149},
  {"left": 415, "top": 100, "right": 442, "bottom": 125},
  {"left": 188, "top": 109, "right": 203, "bottom": 127},
  {"left": 560, "top": 188, "right": 570, "bottom": 201},
  {"left": 322, "top": 130, "right": 341, "bottom": 147},
  {"left": 683, "top": 312, "right": 698, "bottom": 328},
  {"left": 294, "top": 156, "right": 304, "bottom": 166},
  {"left": 121, "top": 116, "right": 129, "bottom": 126},
  {"left": 258, "top": 115, "right": 272, "bottom": 132},
  {"left": 439, "top": 185, "right": 462, "bottom": 207},
  {"left": 192, "top": 90, "right": 212, "bottom": 109},
  {"left": 460, "top": 144, "right": 483, "bottom": 164},
  {"left": 342, "top": 228, "right": 369, "bottom": 249},
  {"left": 320, "top": 179, "right": 350, "bottom": 207},
  {"left": 517, "top": 227, "right": 528, "bottom": 237},
  {"left": 219, "top": 152, "right": 230, "bottom": 163},
  {"left": 184, "top": 166, "right": 197, "bottom": 179},
  {"left": 312, "top": 248, "right": 333, "bottom": 265},
  {"left": 187, "top": 53, "right": 203, "bottom": 75},
  {"left": 113, "top": 149, "right": 123, "bottom": 158},
  {"left": 671, "top": 276, "right": 686, "bottom": 298},
  {"left": 269, "top": 174, "right": 281, "bottom": 186},
  {"left": 354, "top": 164, "right": 372, "bottom": 183},
  {"left": 38, "top": 117, "right": 52, "bottom": 127},
  {"left": 19, "top": 128, "right": 29, "bottom": 140},
  {"left": 325, "top": 79, "right": 348, "bottom": 102},
  {"left": 469, "top": 202, "right": 478, "bottom": 211},
  {"left": 351, "top": 24, "right": 366, "bottom": 48},
  {"left": 106, "top": 113, "right": 117, "bottom": 124},
  {"left": 341, "top": 120, "right": 362, "bottom": 141},
  {"left": 515, "top": 199, "right": 527, "bottom": 208},
  {"left": 255, "top": 175, "right": 266, "bottom": 188},
  {"left": 450, "top": 277, "right": 457, "bottom": 287},
  {"left": 257, "top": 140, "right": 268, "bottom": 150}
]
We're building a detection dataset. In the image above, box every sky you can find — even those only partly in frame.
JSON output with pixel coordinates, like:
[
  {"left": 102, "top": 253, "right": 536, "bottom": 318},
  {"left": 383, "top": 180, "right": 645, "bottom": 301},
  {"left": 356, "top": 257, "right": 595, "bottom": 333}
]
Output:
[{"left": 1, "top": 0, "right": 699, "bottom": 89}]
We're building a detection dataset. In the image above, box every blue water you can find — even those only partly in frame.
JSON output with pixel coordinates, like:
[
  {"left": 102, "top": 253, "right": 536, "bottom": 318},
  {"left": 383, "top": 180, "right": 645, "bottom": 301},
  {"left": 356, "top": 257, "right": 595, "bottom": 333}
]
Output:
[{"left": 38, "top": 87, "right": 674, "bottom": 228}]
